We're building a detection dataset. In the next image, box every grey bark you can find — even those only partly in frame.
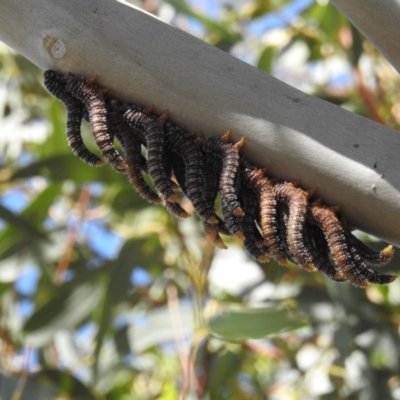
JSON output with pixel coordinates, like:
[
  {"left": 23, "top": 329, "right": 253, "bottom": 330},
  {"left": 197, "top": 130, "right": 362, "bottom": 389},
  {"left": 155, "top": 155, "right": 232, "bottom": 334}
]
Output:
[{"left": 0, "top": 0, "right": 399, "bottom": 247}]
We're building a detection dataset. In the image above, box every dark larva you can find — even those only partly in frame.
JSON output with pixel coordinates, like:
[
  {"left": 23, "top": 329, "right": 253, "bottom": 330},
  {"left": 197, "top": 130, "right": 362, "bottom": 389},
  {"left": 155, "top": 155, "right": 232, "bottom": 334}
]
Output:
[
  {"left": 202, "top": 132, "right": 245, "bottom": 218},
  {"left": 65, "top": 74, "right": 127, "bottom": 172},
  {"left": 164, "top": 122, "right": 218, "bottom": 224},
  {"left": 238, "top": 184, "right": 270, "bottom": 263},
  {"left": 201, "top": 149, "right": 222, "bottom": 216},
  {"left": 162, "top": 198, "right": 189, "bottom": 218},
  {"left": 344, "top": 230, "right": 394, "bottom": 267},
  {"left": 347, "top": 243, "right": 396, "bottom": 285},
  {"left": 123, "top": 105, "right": 182, "bottom": 207},
  {"left": 221, "top": 196, "right": 245, "bottom": 241},
  {"left": 306, "top": 224, "right": 348, "bottom": 282},
  {"left": 107, "top": 103, "right": 161, "bottom": 204},
  {"left": 43, "top": 70, "right": 105, "bottom": 167},
  {"left": 168, "top": 146, "right": 226, "bottom": 248}
]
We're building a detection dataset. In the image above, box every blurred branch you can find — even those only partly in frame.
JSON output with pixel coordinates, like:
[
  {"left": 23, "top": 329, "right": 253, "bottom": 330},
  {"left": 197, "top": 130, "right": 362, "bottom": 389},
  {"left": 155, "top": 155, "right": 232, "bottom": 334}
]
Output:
[{"left": 0, "top": 0, "right": 399, "bottom": 246}]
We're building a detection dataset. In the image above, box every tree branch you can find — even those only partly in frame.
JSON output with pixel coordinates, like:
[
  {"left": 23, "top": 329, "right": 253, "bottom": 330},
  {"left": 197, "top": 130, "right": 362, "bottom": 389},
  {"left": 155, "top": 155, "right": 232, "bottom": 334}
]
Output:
[{"left": 0, "top": 0, "right": 399, "bottom": 246}]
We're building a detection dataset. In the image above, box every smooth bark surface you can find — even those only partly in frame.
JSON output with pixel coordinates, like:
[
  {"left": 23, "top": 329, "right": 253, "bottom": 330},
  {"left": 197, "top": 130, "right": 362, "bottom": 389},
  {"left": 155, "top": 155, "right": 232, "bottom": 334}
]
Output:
[{"left": 0, "top": 0, "right": 399, "bottom": 246}]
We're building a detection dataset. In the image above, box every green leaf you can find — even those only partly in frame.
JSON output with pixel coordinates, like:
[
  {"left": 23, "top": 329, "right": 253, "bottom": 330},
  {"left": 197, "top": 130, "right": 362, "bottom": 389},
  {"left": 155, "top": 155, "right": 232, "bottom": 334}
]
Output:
[
  {"left": 35, "top": 368, "right": 96, "bottom": 400},
  {"left": 0, "top": 204, "right": 47, "bottom": 238},
  {"left": 208, "top": 349, "right": 242, "bottom": 396},
  {"left": 257, "top": 46, "right": 275, "bottom": 73},
  {"left": 24, "top": 282, "right": 102, "bottom": 347},
  {"left": 129, "top": 303, "right": 194, "bottom": 352},
  {"left": 0, "top": 184, "right": 60, "bottom": 261},
  {"left": 22, "top": 182, "right": 62, "bottom": 224},
  {"left": 206, "top": 302, "right": 308, "bottom": 341}
]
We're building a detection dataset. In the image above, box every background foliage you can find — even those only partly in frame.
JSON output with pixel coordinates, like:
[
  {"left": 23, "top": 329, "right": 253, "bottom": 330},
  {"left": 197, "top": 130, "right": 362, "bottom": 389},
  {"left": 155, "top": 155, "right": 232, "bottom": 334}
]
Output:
[{"left": 0, "top": 0, "right": 400, "bottom": 399}]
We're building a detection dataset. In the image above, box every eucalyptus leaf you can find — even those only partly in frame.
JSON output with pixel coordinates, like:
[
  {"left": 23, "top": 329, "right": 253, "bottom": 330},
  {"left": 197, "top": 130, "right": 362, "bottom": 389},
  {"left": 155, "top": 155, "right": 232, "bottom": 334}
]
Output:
[
  {"left": 24, "top": 282, "right": 103, "bottom": 347},
  {"left": 206, "top": 302, "right": 308, "bottom": 341},
  {"left": 0, "top": 184, "right": 60, "bottom": 260}
]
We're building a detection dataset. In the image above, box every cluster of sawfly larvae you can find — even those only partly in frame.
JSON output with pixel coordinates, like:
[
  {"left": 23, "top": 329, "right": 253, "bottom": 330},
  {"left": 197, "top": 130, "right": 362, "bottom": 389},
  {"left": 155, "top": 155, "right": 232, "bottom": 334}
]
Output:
[{"left": 43, "top": 70, "right": 396, "bottom": 288}]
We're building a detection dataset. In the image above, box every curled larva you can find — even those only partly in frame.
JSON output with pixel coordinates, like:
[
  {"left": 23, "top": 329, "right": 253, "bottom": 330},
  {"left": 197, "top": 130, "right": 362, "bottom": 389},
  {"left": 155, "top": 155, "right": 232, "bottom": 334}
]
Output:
[
  {"left": 241, "top": 162, "right": 288, "bottom": 266},
  {"left": 43, "top": 70, "right": 105, "bottom": 167},
  {"left": 221, "top": 196, "right": 245, "bottom": 241},
  {"left": 274, "top": 182, "right": 316, "bottom": 272},
  {"left": 65, "top": 74, "right": 127, "bottom": 173},
  {"left": 167, "top": 145, "right": 226, "bottom": 248},
  {"left": 305, "top": 224, "right": 347, "bottom": 282},
  {"left": 202, "top": 132, "right": 244, "bottom": 218},
  {"left": 122, "top": 105, "right": 181, "bottom": 206},
  {"left": 347, "top": 242, "right": 396, "bottom": 285},
  {"left": 344, "top": 230, "right": 394, "bottom": 267},
  {"left": 309, "top": 202, "right": 395, "bottom": 287},
  {"left": 107, "top": 103, "right": 161, "bottom": 204},
  {"left": 238, "top": 185, "right": 270, "bottom": 263},
  {"left": 164, "top": 122, "right": 218, "bottom": 224}
]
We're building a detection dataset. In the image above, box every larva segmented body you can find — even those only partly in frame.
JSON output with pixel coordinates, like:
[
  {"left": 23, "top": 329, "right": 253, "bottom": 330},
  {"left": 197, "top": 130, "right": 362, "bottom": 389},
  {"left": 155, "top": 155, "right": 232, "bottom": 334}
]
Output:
[
  {"left": 344, "top": 230, "right": 394, "bottom": 267},
  {"left": 241, "top": 163, "right": 288, "bottom": 266},
  {"left": 202, "top": 134, "right": 244, "bottom": 218},
  {"left": 274, "top": 182, "right": 315, "bottom": 272},
  {"left": 43, "top": 70, "right": 105, "bottom": 167},
  {"left": 66, "top": 74, "right": 127, "bottom": 173},
  {"left": 107, "top": 104, "right": 161, "bottom": 204},
  {"left": 309, "top": 203, "right": 395, "bottom": 287},
  {"left": 123, "top": 106, "right": 175, "bottom": 200},
  {"left": 164, "top": 122, "right": 218, "bottom": 224}
]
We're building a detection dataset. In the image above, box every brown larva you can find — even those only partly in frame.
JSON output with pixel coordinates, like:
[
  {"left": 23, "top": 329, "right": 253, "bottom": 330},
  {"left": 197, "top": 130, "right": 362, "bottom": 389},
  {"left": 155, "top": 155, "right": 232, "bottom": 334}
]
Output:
[
  {"left": 43, "top": 70, "right": 106, "bottom": 167},
  {"left": 309, "top": 202, "right": 395, "bottom": 287},
  {"left": 241, "top": 162, "right": 288, "bottom": 266},
  {"left": 274, "top": 182, "right": 316, "bottom": 272},
  {"left": 65, "top": 74, "right": 127, "bottom": 173}
]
